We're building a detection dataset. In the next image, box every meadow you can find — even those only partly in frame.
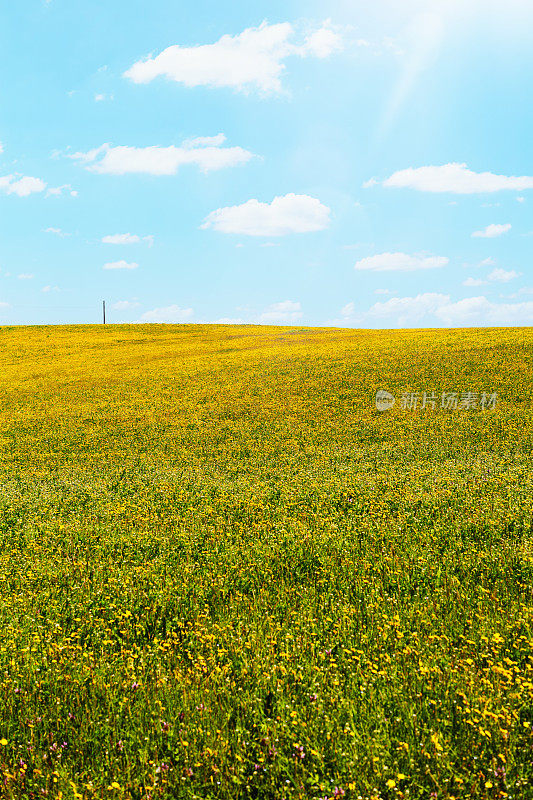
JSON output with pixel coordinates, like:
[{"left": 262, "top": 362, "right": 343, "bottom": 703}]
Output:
[{"left": 0, "top": 324, "right": 532, "bottom": 800}]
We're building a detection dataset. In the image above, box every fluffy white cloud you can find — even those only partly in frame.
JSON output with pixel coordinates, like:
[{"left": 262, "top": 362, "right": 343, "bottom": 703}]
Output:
[
  {"left": 435, "top": 296, "right": 533, "bottom": 326},
  {"left": 365, "top": 293, "right": 450, "bottom": 325},
  {"left": 487, "top": 268, "right": 520, "bottom": 282},
  {"left": 70, "top": 136, "right": 254, "bottom": 176},
  {"left": 138, "top": 305, "right": 194, "bottom": 323},
  {"left": 102, "top": 233, "right": 154, "bottom": 245},
  {"left": 464, "top": 267, "right": 520, "bottom": 287},
  {"left": 259, "top": 300, "right": 303, "bottom": 323},
  {"left": 379, "top": 163, "right": 533, "bottom": 194},
  {"left": 18, "top": 273, "right": 34, "bottom": 280},
  {"left": 340, "top": 292, "right": 533, "bottom": 327},
  {"left": 479, "top": 257, "right": 496, "bottom": 266},
  {"left": 472, "top": 223, "right": 511, "bottom": 238},
  {"left": 124, "top": 21, "right": 343, "bottom": 94},
  {"left": 0, "top": 175, "right": 46, "bottom": 197},
  {"left": 110, "top": 300, "right": 141, "bottom": 310},
  {"left": 103, "top": 260, "right": 138, "bottom": 270},
  {"left": 202, "top": 193, "right": 330, "bottom": 236},
  {"left": 354, "top": 252, "right": 448, "bottom": 272}
]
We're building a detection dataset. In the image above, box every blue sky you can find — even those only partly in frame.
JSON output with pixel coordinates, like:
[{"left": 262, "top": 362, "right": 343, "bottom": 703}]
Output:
[{"left": 0, "top": 0, "right": 532, "bottom": 327}]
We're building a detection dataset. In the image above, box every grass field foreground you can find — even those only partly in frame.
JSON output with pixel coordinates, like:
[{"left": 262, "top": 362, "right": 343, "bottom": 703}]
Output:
[{"left": 0, "top": 324, "right": 532, "bottom": 800}]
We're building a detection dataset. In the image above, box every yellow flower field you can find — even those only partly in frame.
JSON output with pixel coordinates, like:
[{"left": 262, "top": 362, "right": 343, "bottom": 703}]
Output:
[{"left": 0, "top": 324, "right": 532, "bottom": 800}]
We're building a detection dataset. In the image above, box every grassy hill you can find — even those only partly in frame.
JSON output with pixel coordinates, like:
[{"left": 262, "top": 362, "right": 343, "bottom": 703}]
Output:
[{"left": 0, "top": 324, "right": 532, "bottom": 799}]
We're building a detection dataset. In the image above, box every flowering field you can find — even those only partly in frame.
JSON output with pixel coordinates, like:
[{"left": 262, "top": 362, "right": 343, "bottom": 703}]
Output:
[{"left": 0, "top": 324, "right": 532, "bottom": 800}]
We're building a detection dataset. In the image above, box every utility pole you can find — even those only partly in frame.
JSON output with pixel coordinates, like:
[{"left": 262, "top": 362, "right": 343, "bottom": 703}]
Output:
[{"left": 103, "top": 300, "right": 106, "bottom": 324}]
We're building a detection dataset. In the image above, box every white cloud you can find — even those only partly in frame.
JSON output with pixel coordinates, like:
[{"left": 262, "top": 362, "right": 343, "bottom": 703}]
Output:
[
  {"left": 487, "top": 268, "right": 520, "bottom": 282},
  {"left": 479, "top": 257, "right": 496, "bottom": 266},
  {"left": 202, "top": 193, "right": 330, "bottom": 236},
  {"left": 102, "top": 233, "right": 154, "bottom": 245},
  {"left": 44, "top": 227, "right": 70, "bottom": 237},
  {"left": 472, "top": 223, "right": 511, "bottom": 238},
  {"left": 375, "top": 288, "right": 393, "bottom": 295},
  {"left": 340, "top": 291, "right": 533, "bottom": 327},
  {"left": 18, "top": 273, "right": 34, "bottom": 280},
  {"left": 94, "top": 93, "right": 113, "bottom": 102},
  {"left": 365, "top": 293, "right": 450, "bottom": 325},
  {"left": 380, "top": 163, "right": 533, "bottom": 194},
  {"left": 435, "top": 296, "right": 533, "bottom": 326},
  {"left": 517, "top": 196, "right": 525, "bottom": 203},
  {"left": 211, "top": 317, "right": 246, "bottom": 324},
  {"left": 138, "top": 305, "right": 194, "bottom": 323},
  {"left": 354, "top": 252, "right": 448, "bottom": 272},
  {"left": 463, "top": 268, "right": 519, "bottom": 286},
  {"left": 42, "top": 285, "right": 60, "bottom": 293},
  {"left": 0, "top": 301, "right": 9, "bottom": 308},
  {"left": 259, "top": 300, "right": 303, "bottom": 324},
  {"left": 341, "top": 301, "right": 355, "bottom": 317},
  {"left": 124, "top": 20, "right": 343, "bottom": 95},
  {"left": 103, "top": 260, "right": 138, "bottom": 270},
  {"left": 46, "top": 183, "right": 77, "bottom": 198},
  {"left": 110, "top": 300, "right": 141, "bottom": 310},
  {"left": 69, "top": 136, "right": 254, "bottom": 176},
  {"left": 0, "top": 175, "right": 46, "bottom": 197},
  {"left": 463, "top": 277, "right": 487, "bottom": 287}
]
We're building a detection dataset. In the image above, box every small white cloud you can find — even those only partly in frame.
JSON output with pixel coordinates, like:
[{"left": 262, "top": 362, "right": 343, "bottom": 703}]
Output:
[
  {"left": 463, "top": 278, "right": 487, "bottom": 286},
  {"left": 69, "top": 137, "right": 254, "bottom": 176},
  {"left": 479, "top": 257, "right": 496, "bottom": 266},
  {"left": 463, "top": 277, "right": 487, "bottom": 287},
  {"left": 354, "top": 252, "right": 448, "bottom": 272},
  {"left": 44, "top": 227, "right": 70, "bottom": 237},
  {"left": 103, "top": 260, "right": 138, "bottom": 270},
  {"left": 138, "top": 305, "right": 194, "bottom": 323},
  {"left": 110, "top": 300, "right": 141, "bottom": 310},
  {"left": 0, "top": 301, "right": 9, "bottom": 308},
  {"left": 95, "top": 94, "right": 105, "bottom": 102},
  {"left": 18, "top": 273, "right": 34, "bottom": 280},
  {"left": 472, "top": 223, "right": 511, "bottom": 238},
  {"left": 341, "top": 301, "right": 355, "bottom": 317},
  {"left": 380, "top": 163, "right": 533, "bottom": 194},
  {"left": 202, "top": 193, "right": 330, "bottom": 236},
  {"left": 517, "top": 196, "right": 525, "bottom": 203},
  {"left": 102, "top": 233, "right": 154, "bottom": 245},
  {"left": 362, "top": 177, "right": 378, "bottom": 188},
  {"left": 42, "top": 285, "right": 60, "bottom": 293},
  {"left": 487, "top": 268, "right": 520, "bottom": 282},
  {"left": 124, "top": 20, "right": 343, "bottom": 95},
  {"left": 211, "top": 317, "right": 246, "bottom": 324},
  {"left": 46, "top": 183, "right": 77, "bottom": 198},
  {"left": 374, "top": 288, "right": 393, "bottom": 295},
  {"left": 0, "top": 175, "right": 46, "bottom": 197},
  {"left": 258, "top": 300, "right": 303, "bottom": 324}
]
